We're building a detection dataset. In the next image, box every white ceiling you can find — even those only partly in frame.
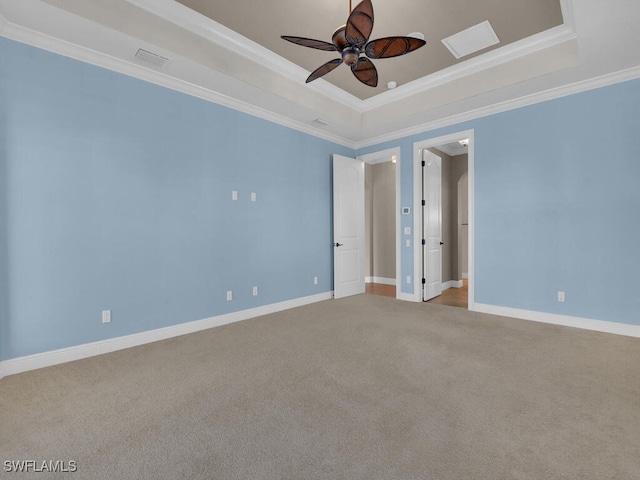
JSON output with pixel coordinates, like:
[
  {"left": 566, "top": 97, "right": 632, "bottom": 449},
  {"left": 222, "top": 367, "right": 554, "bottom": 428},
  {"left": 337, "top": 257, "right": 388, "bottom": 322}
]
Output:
[{"left": 1, "top": 0, "right": 640, "bottom": 148}]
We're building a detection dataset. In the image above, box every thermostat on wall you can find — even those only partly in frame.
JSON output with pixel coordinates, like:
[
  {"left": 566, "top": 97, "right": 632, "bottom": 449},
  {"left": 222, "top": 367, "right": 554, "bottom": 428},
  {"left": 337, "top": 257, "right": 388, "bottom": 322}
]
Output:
[{"left": 402, "top": 207, "right": 411, "bottom": 215}]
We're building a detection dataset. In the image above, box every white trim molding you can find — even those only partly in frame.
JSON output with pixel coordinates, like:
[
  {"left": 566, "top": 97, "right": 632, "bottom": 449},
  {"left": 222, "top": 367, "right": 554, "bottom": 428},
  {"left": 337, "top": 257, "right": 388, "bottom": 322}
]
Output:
[
  {"left": 0, "top": 11, "right": 355, "bottom": 149},
  {"left": 413, "top": 131, "right": 475, "bottom": 307},
  {"left": 126, "top": 0, "right": 363, "bottom": 110},
  {"left": 473, "top": 303, "right": 640, "bottom": 339},
  {"left": 0, "top": 10, "right": 7, "bottom": 32},
  {"left": 128, "top": 0, "right": 577, "bottom": 115},
  {"left": 442, "top": 280, "right": 464, "bottom": 289},
  {"left": 0, "top": 292, "right": 332, "bottom": 379},
  {"left": 357, "top": 146, "right": 403, "bottom": 301},
  {"left": 360, "top": 24, "right": 576, "bottom": 112},
  {"left": 2, "top": 0, "right": 639, "bottom": 150},
  {"left": 365, "top": 277, "right": 396, "bottom": 285},
  {"left": 357, "top": 65, "right": 640, "bottom": 149}
]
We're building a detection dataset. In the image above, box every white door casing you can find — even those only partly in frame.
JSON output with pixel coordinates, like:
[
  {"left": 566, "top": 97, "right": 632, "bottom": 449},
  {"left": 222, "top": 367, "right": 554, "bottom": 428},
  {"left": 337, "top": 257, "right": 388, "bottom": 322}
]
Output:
[
  {"left": 413, "top": 130, "right": 475, "bottom": 308},
  {"left": 333, "top": 154, "right": 365, "bottom": 299},
  {"left": 422, "top": 150, "right": 443, "bottom": 301}
]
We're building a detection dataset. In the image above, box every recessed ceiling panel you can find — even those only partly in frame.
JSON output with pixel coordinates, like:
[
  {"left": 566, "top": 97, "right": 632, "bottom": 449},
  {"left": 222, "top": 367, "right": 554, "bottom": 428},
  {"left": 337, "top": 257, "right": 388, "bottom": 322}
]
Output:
[{"left": 175, "top": 0, "right": 564, "bottom": 99}]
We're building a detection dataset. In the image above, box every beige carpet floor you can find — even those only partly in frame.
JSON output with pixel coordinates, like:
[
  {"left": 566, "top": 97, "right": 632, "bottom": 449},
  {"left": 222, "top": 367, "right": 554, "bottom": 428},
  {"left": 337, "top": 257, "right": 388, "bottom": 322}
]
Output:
[{"left": 1, "top": 294, "right": 639, "bottom": 479}]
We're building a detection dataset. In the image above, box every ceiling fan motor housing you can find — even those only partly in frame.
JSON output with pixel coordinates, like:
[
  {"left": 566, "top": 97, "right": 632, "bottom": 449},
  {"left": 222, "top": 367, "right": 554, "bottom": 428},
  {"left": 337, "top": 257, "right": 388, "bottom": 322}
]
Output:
[
  {"left": 342, "top": 46, "right": 361, "bottom": 66},
  {"left": 333, "top": 25, "right": 360, "bottom": 66}
]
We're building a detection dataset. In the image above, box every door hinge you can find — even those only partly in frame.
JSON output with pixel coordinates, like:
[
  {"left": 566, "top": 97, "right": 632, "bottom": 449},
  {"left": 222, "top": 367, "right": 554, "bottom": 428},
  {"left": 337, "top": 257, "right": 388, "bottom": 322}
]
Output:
[
  {"left": 421, "top": 200, "right": 426, "bottom": 206},
  {"left": 421, "top": 278, "right": 426, "bottom": 284},
  {"left": 422, "top": 239, "right": 426, "bottom": 245},
  {"left": 421, "top": 160, "right": 425, "bottom": 167}
]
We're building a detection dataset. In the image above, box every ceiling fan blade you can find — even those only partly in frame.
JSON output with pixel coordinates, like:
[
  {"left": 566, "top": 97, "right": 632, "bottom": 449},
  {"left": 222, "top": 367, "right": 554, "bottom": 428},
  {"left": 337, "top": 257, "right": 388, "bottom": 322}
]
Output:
[
  {"left": 345, "top": 0, "right": 374, "bottom": 46},
  {"left": 351, "top": 57, "right": 378, "bottom": 87},
  {"left": 306, "top": 58, "right": 343, "bottom": 83},
  {"left": 365, "top": 36, "right": 427, "bottom": 59},
  {"left": 281, "top": 36, "right": 338, "bottom": 51}
]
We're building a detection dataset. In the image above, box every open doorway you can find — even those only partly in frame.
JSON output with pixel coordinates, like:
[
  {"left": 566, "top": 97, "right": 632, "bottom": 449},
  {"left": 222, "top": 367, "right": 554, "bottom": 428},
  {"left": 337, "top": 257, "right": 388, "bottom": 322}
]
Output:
[
  {"left": 413, "top": 131, "right": 474, "bottom": 309},
  {"left": 358, "top": 147, "right": 401, "bottom": 299}
]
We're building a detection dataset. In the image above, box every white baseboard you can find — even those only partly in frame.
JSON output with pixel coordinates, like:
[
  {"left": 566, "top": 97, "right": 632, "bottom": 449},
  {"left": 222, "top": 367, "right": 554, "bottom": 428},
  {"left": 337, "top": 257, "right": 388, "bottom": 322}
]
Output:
[
  {"left": 365, "top": 276, "right": 396, "bottom": 285},
  {"left": 0, "top": 291, "right": 333, "bottom": 379},
  {"left": 473, "top": 303, "right": 640, "bottom": 339},
  {"left": 442, "top": 280, "right": 464, "bottom": 289}
]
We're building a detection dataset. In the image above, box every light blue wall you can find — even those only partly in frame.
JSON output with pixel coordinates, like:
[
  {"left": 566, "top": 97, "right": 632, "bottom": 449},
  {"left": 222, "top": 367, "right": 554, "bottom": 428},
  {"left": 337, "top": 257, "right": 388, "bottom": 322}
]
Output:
[
  {"left": 0, "top": 37, "right": 354, "bottom": 360},
  {"left": 3, "top": 35, "right": 639, "bottom": 363},
  {"left": 358, "top": 77, "right": 640, "bottom": 326}
]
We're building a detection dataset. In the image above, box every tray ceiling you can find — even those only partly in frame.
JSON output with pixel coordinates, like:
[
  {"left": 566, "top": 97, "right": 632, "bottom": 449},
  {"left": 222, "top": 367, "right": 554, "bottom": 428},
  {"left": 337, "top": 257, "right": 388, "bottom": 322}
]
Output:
[{"left": 176, "top": 0, "right": 563, "bottom": 100}]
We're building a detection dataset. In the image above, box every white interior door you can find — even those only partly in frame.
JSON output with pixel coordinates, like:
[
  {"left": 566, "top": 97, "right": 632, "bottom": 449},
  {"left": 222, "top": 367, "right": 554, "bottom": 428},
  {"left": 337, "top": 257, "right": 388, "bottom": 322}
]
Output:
[
  {"left": 333, "top": 154, "right": 365, "bottom": 299},
  {"left": 422, "top": 150, "right": 443, "bottom": 301}
]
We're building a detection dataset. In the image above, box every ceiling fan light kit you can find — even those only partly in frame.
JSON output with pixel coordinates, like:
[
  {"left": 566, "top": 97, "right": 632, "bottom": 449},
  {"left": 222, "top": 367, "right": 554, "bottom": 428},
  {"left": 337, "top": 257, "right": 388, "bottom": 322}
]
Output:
[{"left": 281, "top": 0, "right": 426, "bottom": 87}]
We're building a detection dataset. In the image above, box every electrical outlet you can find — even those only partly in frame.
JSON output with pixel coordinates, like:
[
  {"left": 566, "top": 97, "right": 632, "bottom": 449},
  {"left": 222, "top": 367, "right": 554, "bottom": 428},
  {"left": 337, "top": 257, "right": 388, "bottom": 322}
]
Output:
[
  {"left": 226, "top": 290, "right": 233, "bottom": 301},
  {"left": 313, "top": 276, "right": 318, "bottom": 285},
  {"left": 406, "top": 239, "right": 411, "bottom": 247},
  {"left": 232, "top": 190, "right": 238, "bottom": 201},
  {"left": 102, "top": 310, "right": 111, "bottom": 323},
  {"left": 252, "top": 286, "right": 258, "bottom": 296},
  {"left": 558, "top": 291, "right": 565, "bottom": 302},
  {"left": 251, "top": 192, "right": 257, "bottom": 202},
  {"left": 404, "top": 227, "right": 411, "bottom": 235},
  {"left": 406, "top": 276, "right": 411, "bottom": 284}
]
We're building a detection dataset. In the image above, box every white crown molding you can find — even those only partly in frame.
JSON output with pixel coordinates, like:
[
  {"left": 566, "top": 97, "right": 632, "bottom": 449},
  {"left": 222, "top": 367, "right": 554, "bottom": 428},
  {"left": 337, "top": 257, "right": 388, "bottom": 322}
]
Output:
[
  {"left": 356, "top": 64, "right": 640, "bottom": 149},
  {"left": 0, "top": 16, "right": 356, "bottom": 148},
  {"left": 473, "top": 303, "right": 640, "bottom": 339},
  {"left": 0, "top": 291, "right": 332, "bottom": 379},
  {"left": 559, "top": 0, "right": 576, "bottom": 31},
  {"left": 2, "top": 0, "right": 635, "bottom": 151},
  {"left": 0, "top": 9, "right": 7, "bottom": 32},
  {"left": 360, "top": 24, "right": 577, "bottom": 111},
  {"left": 126, "top": 0, "right": 364, "bottom": 110},
  {"left": 127, "top": 0, "right": 577, "bottom": 115}
]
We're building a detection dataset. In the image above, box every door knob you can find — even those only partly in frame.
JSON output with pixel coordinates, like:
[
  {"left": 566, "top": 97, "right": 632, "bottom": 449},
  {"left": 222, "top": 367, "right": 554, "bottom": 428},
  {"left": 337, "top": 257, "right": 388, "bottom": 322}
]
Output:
[{"left": 335, "top": 242, "right": 343, "bottom": 247}]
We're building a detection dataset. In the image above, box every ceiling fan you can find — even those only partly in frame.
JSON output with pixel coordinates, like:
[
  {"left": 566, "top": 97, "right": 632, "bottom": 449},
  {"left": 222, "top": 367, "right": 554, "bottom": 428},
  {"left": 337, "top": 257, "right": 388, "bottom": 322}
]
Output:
[{"left": 281, "top": 0, "right": 426, "bottom": 87}]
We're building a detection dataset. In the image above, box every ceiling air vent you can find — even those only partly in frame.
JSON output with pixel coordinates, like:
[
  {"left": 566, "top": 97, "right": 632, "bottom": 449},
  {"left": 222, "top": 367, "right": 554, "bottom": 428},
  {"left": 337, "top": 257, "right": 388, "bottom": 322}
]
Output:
[
  {"left": 441, "top": 20, "right": 500, "bottom": 59},
  {"left": 311, "top": 118, "right": 330, "bottom": 127},
  {"left": 134, "top": 48, "right": 170, "bottom": 68}
]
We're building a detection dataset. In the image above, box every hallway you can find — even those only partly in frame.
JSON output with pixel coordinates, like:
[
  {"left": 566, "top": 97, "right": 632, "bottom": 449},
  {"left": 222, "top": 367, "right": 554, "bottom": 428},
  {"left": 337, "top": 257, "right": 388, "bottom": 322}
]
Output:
[{"left": 365, "top": 280, "right": 468, "bottom": 309}]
